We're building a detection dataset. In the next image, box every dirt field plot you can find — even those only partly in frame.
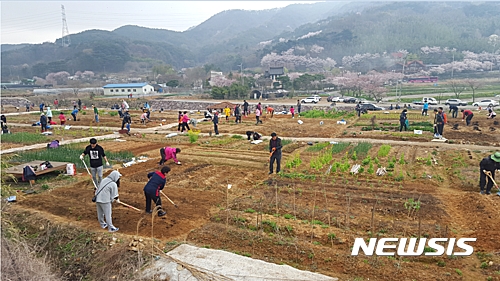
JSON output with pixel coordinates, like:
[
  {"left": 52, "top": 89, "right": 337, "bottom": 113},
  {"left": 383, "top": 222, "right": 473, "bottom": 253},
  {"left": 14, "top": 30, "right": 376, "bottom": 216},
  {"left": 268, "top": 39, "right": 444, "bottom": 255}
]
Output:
[{"left": 7, "top": 135, "right": 500, "bottom": 281}]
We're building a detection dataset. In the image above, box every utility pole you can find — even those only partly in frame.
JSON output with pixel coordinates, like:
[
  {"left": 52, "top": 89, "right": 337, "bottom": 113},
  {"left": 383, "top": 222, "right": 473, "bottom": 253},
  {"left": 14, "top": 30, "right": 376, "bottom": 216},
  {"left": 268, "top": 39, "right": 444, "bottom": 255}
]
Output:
[
  {"left": 61, "top": 5, "right": 71, "bottom": 47},
  {"left": 237, "top": 63, "right": 243, "bottom": 85},
  {"left": 451, "top": 53, "right": 454, "bottom": 79}
]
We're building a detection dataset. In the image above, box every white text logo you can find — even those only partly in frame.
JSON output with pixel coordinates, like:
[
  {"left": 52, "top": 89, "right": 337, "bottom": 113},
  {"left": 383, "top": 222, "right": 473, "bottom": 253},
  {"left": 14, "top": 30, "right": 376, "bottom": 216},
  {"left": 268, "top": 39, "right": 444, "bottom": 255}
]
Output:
[{"left": 351, "top": 238, "right": 476, "bottom": 256}]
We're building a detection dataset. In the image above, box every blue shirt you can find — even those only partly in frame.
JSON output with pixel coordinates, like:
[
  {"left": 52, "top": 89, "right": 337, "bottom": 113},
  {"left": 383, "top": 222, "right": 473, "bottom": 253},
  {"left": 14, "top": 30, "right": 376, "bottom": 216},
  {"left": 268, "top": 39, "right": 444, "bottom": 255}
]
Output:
[
  {"left": 72, "top": 109, "right": 79, "bottom": 115},
  {"left": 423, "top": 103, "right": 429, "bottom": 110}
]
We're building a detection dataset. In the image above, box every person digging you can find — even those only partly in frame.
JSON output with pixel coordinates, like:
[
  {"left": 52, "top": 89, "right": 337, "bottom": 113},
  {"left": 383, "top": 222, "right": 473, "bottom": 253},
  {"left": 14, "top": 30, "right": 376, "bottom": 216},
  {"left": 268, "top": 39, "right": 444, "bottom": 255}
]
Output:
[
  {"left": 143, "top": 166, "right": 170, "bottom": 217},
  {"left": 479, "top": 152, "right": 500, "bottom": 195},
  {"left": 94, "top": 170, "right": 122, "bottom": 232},
  {"left": 159, "top": 147, "right": 182, "bottom": 166},
  {"left": 80, "top": 138, "right": 110, "bottom": 187},
  {"left": 268, "top": 132, "right": 282, "bottom": 175}
]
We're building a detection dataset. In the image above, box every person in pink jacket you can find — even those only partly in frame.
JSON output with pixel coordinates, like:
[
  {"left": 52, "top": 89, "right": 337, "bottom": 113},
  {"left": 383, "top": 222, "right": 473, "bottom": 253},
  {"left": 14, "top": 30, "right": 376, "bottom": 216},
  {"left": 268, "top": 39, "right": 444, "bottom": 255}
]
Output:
[
  {"left": 181, "top": 111, "right": 190, "bottom": 132},
  {"left": 290, "top": 106, "right": 295, "bottom": 118},
  {"left": 159, "top": 147, "right": 181, "bottom": 165}
]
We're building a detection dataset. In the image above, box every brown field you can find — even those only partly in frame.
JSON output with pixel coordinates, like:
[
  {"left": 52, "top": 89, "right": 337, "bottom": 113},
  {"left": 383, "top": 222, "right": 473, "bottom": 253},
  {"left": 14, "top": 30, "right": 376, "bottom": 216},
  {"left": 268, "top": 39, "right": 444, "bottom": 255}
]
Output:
[{"left": 3, "top": 108, "right": 500, "bottom": 281}]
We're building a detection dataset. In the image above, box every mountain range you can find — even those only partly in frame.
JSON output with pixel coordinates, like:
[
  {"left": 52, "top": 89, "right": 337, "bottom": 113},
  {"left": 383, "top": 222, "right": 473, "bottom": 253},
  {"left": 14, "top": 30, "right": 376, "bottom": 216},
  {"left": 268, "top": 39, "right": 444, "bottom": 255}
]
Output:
[{"left": 2, "top": 1, "right": 500, "bottom": 81}]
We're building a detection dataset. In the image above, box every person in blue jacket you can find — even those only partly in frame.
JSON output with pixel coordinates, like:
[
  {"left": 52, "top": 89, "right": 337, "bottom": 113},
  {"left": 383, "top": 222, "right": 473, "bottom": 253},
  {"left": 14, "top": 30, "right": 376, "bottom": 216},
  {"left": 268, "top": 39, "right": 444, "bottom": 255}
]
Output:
[{"left": 143, "top": 166, "right": 170, "bottom": 216}]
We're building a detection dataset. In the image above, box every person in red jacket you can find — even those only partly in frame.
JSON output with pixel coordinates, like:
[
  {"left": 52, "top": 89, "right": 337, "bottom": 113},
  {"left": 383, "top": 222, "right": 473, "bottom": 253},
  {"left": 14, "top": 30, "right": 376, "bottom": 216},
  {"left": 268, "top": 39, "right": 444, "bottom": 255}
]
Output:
[
  {"left": 143, "top": 166, "right": 170, "bottom": 216},
  {"left": 159, "top": 147, "right": 181, "bottom": 165},
  {"left": 461, "top": 109, "right": 474, "bottom": 126}
]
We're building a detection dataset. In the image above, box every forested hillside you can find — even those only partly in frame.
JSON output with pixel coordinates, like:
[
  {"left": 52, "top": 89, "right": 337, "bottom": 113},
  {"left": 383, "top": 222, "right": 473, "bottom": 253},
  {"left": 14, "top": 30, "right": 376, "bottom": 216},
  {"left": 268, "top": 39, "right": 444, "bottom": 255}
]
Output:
[
  {"left": 2, "top": 2, "right": 500, "bottom": 81},
  {"left": 263, "top": 2, "right": 500, "bottom": 62}
]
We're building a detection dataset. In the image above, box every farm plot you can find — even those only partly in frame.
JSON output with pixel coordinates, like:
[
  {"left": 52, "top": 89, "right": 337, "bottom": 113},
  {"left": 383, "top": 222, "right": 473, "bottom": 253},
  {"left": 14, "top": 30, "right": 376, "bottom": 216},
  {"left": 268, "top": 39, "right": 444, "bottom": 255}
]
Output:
[
  {"left": 349, "top": 111, "right": 500, "bottom": 146},
  {"left": 6, "top": 136, "right": 500, "bottom": 281}
]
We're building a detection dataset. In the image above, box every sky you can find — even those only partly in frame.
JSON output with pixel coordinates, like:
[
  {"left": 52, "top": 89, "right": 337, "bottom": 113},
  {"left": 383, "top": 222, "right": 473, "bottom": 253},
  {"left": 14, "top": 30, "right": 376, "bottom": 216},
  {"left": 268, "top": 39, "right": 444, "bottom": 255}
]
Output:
[{"left": 1, "top": 1, "right": 318, "bottom": 44}]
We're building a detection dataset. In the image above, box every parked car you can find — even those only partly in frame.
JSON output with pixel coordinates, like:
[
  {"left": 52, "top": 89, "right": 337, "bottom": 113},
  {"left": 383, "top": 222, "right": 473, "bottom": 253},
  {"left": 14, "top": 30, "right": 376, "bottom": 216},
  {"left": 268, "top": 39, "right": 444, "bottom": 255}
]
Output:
[
  {"left": 444, "top": 99, "right": 468, "bottom": 106},
  {"left": 301, "top": 97, "right": 319, "bottom": 103},
  {"left": 311, "top": 94, "right": 322, "bottom": 101},
  {"left": 472, "top": 99, "right": 499, "bottom": 107},
  {"left": 327, "top": 96, "right": 340, "bottom": 102},
  {"left": 360, "top": 103, "right": 385, "bottom": 111},
  {"left": 495, "top": 94, "right": 500, "bottom": 99},
  {"left": 343, "top": 97, "right": 358, "bottom": 103},
  {"left": 421, "top": 97, "right": 438, "bottom": 105}
]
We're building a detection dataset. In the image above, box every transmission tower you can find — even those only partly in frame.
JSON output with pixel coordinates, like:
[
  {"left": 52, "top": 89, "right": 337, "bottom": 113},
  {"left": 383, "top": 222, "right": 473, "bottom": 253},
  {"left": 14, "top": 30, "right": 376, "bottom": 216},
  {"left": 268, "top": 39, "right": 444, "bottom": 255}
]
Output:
[{"left": 61, "top": 5, "right": 71, "bottom": 47}]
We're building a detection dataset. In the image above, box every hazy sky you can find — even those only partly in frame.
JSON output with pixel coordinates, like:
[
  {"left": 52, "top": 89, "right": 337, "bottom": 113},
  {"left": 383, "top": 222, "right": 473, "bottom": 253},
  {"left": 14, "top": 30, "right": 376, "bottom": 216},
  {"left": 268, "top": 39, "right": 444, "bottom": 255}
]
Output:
[{"left": 1, "top": 1, "right": 317, "bottom": 44}]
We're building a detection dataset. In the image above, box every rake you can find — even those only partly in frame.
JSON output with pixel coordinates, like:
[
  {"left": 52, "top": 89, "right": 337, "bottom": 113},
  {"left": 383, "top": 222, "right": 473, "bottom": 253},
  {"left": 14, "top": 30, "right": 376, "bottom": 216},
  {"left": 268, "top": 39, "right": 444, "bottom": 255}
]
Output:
[
  {"left": 81, "top": 159, "right": 98, "bottom": 190},
  {"left": 483, "top": 170, "right": 500, "bottom": 194},
  {"left": 161, "top": 191, "right": 178, "bottom": 208}
]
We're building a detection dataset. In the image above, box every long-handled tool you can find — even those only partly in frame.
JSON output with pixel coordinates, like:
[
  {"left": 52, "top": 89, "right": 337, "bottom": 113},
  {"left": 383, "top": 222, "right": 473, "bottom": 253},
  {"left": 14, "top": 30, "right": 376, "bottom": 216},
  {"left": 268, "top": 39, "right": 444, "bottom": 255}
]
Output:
[
  {"left": 483, "top": 170, "right": 500, "bottom": 190},
  {"left": 82, "top": 159, "right": 98, "bottom": 190},
  {"left": 160, "top": 191, "right": 178, "bottom": 208},
  {"left": 116, "top": 200, "right": 141, "bottom": 212}
]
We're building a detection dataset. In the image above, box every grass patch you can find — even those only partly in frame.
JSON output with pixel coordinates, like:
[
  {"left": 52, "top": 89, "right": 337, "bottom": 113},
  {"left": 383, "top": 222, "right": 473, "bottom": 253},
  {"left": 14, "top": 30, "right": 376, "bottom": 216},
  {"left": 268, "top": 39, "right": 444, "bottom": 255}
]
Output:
[
  {"left": 1, "top": 132, "right": 48, "bottom": 144},
  {"left": 231, "top": 134, "right": 243, "bottom": 139},
  {"left": 306, "top": 142, "right": 330, "bottom": 152},
  {"left": 350, "top": 142, "right": 373, "bottom": 158},
  {"left": 377, "top": 144, "right": 391, "bottom": 158},
  {"left": 279, "top": 172, "right": 316, "bottom": 180},
  {"left": 187, "top": 130, "right": 200, "bottom": 143},
  {"left": 301, "top": 110, "right": 354, "bottom": 119},
  {"left": 11, "top": 144, "right": 133, "bottom": 169},
  {"left": 331, "top": 142, "right": 350, "bottom": 154}
]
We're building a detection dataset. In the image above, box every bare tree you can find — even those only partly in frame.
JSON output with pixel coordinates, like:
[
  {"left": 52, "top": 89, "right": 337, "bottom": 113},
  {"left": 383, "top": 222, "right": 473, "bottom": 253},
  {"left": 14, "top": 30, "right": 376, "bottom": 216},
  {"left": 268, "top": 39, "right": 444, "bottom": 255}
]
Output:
[
  {"left": 464, "top": 78, "right": 483, "bottom": 103},
  {"left": 448, "top": 80, "right": 466, "bottom": 99}
]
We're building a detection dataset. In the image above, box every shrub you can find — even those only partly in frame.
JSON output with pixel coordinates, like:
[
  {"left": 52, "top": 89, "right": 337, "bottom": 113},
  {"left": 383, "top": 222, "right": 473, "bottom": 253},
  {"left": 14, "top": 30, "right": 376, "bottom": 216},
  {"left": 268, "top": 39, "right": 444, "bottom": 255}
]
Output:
[
  {"left": 109, "top": 111, "right": 118, "bottom": 117},
  {"left": 378, "top": 145, "right": 391, "bottom": 157},
  {"left": 285, "top": 153, "right": 302, "bottom": 169},
  {"left": 187, "top": 130, "right": 200, "bottom": 143},
  {"left": 244, "top": 208, "right": 255, "bottom": 213}
]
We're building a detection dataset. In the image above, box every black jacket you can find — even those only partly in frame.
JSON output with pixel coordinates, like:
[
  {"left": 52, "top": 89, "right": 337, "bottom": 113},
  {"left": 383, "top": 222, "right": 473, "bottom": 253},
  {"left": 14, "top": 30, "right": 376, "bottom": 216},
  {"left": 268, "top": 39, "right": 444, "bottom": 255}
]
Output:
[
  {"left": 40, "top": 115, "right": 47, "bottom": 125},
  {"left": 213, "top": 114, "right": 219, "bottom": 124},
  {"left": 480, "top": 156, "right": 500, "bottom": 173},
  {"left": 269, "top": 138, "right": 282, "bottom": 154},
  {"left": 123, "top": 113, "right": 131, "bottom": 124}
]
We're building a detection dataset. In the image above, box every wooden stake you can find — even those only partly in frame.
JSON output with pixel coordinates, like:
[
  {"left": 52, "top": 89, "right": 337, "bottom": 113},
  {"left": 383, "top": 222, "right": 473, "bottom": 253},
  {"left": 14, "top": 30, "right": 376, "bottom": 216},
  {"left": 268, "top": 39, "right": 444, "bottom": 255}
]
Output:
[
  {"left": 310, "top": 190, "right": 317, "bottom": 243},
  {"left": 293, "top": 185, "right": 296, "bottom": 219},
  {"left": 275, "top": 183, "right": 278, "bottom": 215},
  {"left": 346, "top": 194, "right": 351, "bottom": 230},
  {"left": 418, "top": 212, "right": 421, "bottom": 238},
  {"left": 371, "top": 199, "right": 376, "bottom": 233},
  {"left": 226, "top": 181, "right": 229, "bottom": 230}
]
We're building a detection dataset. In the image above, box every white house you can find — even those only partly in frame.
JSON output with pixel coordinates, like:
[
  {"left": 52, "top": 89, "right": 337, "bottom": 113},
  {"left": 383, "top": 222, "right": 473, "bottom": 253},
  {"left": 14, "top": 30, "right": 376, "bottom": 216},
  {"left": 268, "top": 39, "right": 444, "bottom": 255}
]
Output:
[{"left": 102, "top": 83, "right": 154, "bottom": 96}]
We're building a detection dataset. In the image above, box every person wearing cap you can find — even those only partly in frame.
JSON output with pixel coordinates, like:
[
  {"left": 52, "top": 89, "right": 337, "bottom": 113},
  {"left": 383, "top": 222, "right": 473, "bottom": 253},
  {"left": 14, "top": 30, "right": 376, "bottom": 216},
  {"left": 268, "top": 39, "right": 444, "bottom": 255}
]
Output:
[
  {"left": 269, "top": 132, "right": 282, "bottom": 174},
  {"left": 94, "top": 170, "right": 122, "bottom": 232},
  {"left": 479, "top": 152, "right": 500, "bottom": 195},
  {"left": 143, "top": 166, "right": 170, "bottom": 217},
  {"left": 212, "top": 110, "right": 219, "bottom": 135},
  {"left": 80, "top": 138, "right": 110, "bottom": 187}
]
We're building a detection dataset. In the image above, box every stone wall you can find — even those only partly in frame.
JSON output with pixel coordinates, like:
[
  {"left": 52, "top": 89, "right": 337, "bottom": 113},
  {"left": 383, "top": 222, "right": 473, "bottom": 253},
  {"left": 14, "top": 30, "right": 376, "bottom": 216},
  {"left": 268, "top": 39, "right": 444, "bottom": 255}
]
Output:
[{"left": 0, "top": 97, "right": 31, "bottom": 107}]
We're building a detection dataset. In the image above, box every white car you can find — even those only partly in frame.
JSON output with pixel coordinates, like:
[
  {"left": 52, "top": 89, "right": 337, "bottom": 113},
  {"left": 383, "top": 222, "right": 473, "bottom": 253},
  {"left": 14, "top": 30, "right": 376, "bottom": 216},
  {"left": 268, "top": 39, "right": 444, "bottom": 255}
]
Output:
[
  {"left": 472, "top": 99, "right": 499, "bottom": 107},
  {"left": 311, "top": 95, "right": 322, "bottom": 101},
  {"left": 444, "top": 99, "right": 467, "bottom": 106},
  {"left": 301, "top": 97, "right": 319, "bottom": 103}
]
